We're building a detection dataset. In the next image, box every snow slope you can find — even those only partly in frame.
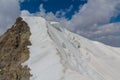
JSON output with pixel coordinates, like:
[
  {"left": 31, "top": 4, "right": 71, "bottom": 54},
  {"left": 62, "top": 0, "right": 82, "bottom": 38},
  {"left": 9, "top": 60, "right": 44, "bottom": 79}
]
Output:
[{"left": 22, "top": 16, "right": 120, "bottom": 80}]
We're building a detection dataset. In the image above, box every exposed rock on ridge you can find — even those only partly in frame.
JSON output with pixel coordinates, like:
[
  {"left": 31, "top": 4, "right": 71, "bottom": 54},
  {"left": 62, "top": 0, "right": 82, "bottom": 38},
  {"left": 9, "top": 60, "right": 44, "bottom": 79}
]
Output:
[{"left": 0, "top": 17, "right": 31, "bottom": 80}]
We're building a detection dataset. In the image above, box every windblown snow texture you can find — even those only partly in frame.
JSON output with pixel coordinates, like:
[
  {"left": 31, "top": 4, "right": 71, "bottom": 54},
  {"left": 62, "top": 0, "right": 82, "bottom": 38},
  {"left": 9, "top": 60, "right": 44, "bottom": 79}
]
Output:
[{"left": 22, "top": 16, "right": 120, "bottom": 80}]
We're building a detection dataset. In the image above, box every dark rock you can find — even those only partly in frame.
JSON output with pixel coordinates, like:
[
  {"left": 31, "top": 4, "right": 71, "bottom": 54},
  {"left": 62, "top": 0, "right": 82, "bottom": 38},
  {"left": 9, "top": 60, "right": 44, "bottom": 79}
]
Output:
[{"left": 0, "top": 17, "right": 31, "bottom": 80}]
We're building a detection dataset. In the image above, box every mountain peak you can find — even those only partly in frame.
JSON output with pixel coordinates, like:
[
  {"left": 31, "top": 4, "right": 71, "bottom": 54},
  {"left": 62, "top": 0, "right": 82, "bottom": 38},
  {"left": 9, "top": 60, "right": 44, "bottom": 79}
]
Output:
[{"left": 0, "top": 16, "right": 120, "bottom": 80}]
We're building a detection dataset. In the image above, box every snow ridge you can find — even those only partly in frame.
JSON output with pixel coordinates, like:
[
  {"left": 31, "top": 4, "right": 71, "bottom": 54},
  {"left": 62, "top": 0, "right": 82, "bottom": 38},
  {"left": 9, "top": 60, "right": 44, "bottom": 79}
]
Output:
[{"left": 22, "top": 16, "right": 120, "bottom": 80}]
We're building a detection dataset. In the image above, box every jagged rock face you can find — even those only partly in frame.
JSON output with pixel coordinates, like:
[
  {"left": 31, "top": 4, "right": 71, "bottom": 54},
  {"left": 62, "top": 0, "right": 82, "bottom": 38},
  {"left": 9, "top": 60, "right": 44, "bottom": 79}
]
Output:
[{"left": 0, "top": 17, "right": 31, "bottom": 80}]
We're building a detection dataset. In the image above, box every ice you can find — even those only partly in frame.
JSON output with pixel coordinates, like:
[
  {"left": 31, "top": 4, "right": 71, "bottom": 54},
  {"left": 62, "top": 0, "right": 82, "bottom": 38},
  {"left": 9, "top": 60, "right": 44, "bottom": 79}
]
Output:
[{"left": 22, "top": 16, "right": 120, "bottom": 80}]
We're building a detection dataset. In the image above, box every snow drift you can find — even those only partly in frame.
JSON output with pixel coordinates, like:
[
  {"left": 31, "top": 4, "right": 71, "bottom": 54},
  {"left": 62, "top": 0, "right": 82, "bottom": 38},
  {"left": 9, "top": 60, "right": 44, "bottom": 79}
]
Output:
[{"left": 22, "top": 16, "right": 120, "bottom": 80}]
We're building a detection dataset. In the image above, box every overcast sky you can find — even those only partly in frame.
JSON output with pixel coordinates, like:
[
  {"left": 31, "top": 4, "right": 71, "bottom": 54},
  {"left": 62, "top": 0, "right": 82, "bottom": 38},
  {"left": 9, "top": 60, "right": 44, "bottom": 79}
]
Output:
[{"left": 0, "top": 0, "right": 120, "bottom": 47}]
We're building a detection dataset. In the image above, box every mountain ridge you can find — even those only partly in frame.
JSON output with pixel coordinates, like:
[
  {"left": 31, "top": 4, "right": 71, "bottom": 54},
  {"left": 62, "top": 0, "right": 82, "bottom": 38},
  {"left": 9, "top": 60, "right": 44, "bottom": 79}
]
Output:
[{"left": 0, "top": 16, "right": 120, "bottom": 80}]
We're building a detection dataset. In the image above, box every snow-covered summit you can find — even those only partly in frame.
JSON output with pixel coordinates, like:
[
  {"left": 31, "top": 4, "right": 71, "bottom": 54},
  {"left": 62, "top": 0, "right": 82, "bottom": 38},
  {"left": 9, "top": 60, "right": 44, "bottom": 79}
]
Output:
[{"left": 22, "top": 16, "right": 120, "bottom": 80}]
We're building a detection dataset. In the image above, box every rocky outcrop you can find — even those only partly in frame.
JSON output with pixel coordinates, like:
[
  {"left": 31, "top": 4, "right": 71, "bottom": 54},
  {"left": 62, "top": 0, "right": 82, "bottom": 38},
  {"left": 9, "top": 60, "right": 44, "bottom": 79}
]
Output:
[{"left": 0, "top": 17, "right": 31, "bottom": 80}]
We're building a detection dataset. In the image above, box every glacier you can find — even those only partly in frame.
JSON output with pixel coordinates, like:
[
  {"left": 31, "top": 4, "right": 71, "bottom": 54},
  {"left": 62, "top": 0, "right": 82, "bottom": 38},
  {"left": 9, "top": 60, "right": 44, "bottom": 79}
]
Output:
[{"left": 22, "top": 16, "right": 120, "bottom": 80}]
